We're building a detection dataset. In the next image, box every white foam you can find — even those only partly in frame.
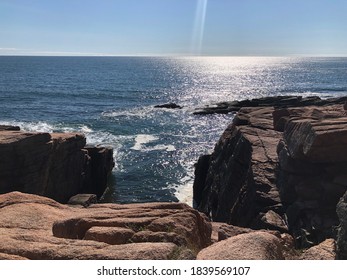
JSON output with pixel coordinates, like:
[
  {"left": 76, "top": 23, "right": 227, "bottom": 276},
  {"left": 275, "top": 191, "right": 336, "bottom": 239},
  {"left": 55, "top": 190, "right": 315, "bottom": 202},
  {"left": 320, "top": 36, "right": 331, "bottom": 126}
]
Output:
[
  {"left": 80, "top": 125, "right": 93, "bottom": 133},
  {"left": 174, "top": 176, "right": 194, "bottom": 207},
  {"left": 131, "top": 134, "right": 159, "bottom": 150},
  {"left": 0, "top": 120, "right": 127, "bottom": 172},
  {"left": 0, "top": 120, "right": 54, "bottom": 133},
  {"left": 164, "top": 145, "right": 176, "bottom": 152},
  {"left": 102, "top": 106, "right": 156, "bottom": 119},
  {"left": 83, "top": 131, "right": 133, "bottom": 172}
]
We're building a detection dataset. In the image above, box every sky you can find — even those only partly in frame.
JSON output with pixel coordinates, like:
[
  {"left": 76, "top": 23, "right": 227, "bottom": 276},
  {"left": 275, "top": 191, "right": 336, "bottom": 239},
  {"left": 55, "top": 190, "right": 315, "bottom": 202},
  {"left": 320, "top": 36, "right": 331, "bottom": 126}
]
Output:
[{"left": 1, "top": 0, "right": 347, "bottom": 56}]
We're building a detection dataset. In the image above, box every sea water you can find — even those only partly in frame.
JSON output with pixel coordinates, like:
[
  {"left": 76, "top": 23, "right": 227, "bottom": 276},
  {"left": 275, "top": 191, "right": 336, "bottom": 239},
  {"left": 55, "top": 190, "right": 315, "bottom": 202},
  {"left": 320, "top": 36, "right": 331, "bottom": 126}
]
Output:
[{"left": 1, "top": 56, "right": 347, "bottom": 205}]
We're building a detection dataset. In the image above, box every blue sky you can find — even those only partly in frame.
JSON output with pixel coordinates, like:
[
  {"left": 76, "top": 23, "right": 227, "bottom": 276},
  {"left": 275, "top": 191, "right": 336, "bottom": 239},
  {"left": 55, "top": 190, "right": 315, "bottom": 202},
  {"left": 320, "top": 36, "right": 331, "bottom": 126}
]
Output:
[{"left": 1, "top": 0, "right": 347, "bottom": 56}]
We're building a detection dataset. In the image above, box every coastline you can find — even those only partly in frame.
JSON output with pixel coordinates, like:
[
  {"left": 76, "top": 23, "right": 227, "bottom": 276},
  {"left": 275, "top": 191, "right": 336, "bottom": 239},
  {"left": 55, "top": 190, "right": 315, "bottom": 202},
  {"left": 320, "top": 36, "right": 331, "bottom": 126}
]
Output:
[{"left": 1, "top": 95, "right": 347, "bottom": 259}]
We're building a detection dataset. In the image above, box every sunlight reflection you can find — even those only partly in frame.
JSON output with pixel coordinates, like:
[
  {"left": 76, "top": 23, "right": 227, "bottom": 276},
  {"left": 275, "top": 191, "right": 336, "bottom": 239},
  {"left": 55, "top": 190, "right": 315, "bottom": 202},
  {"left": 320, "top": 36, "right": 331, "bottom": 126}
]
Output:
[{"left": 191, "top": 0, "right": 208, "bottom": 55}]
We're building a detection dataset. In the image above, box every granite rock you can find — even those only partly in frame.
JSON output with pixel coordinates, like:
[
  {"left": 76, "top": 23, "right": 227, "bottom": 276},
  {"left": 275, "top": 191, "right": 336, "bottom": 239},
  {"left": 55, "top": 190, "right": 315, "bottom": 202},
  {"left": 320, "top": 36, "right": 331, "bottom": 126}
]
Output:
[
  {"left": 197, "top": 232, "right": 284, "bottom": 260},
  {"left": 0, "top": 192, "right": 211, "bottom": 260},
  {"left": 194, "top": 96, "right": 347, "bottom": 250},
  {"left": 300, "top": 239, "right": 336, "bottom": 260}
]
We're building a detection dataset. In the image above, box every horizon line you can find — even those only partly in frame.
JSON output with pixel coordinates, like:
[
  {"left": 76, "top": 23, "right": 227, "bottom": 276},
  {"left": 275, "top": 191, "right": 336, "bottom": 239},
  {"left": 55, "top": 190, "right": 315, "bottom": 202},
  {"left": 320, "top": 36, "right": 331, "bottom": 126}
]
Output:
[{"left": 1, "top": 54, "right": 347, "bottom": 58}]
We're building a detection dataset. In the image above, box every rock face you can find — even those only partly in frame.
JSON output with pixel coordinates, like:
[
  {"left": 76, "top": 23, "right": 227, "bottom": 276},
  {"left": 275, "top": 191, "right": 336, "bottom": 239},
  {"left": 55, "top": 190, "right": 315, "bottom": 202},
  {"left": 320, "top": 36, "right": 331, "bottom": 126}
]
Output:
[
  {"left": 276, "top": 105, "right": 347, "bottom": 247},
  {"left": 336, "top": 191, "right": 347, "bottom": 259},
  {"left": 0, "top": 130, "right": 114, "bottom": 203},
  {"left": 194, "top": 96, "right": 347, "bottom": 249},
  {"left": 195, "top": 107, "right": 284, "bottom": 231},
  {"left": 0, "top": 192, "right": 211, "bottom": 260}
]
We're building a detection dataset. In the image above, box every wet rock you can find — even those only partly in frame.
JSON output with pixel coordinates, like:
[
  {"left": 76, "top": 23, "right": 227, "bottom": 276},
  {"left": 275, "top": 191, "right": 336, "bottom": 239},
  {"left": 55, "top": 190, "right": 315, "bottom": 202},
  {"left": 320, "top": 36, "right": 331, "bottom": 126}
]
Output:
[
  {"left": 0, "top": 125, "right": 20, "bottom": 131},
  {"left": 154, "top": 103, "right": 182, "bottom": 109}
]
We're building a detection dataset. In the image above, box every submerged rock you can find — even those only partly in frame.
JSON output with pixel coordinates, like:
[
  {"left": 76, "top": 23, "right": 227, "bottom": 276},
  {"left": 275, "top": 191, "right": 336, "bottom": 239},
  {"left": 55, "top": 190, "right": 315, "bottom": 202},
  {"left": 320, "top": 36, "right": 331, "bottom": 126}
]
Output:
[{"left": 154, "top": 103, "right": 182, "bottom": 109}]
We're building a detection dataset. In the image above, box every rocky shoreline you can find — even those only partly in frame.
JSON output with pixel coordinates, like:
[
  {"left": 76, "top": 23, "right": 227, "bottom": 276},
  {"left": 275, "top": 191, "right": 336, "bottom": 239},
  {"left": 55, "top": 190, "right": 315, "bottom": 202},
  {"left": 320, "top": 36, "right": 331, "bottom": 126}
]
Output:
[
  {"left": 193, "top": 95, "right": 347, "bottom": 259},
  {"left": 1, "top": 96, "right": 347, "bottom": 259}
]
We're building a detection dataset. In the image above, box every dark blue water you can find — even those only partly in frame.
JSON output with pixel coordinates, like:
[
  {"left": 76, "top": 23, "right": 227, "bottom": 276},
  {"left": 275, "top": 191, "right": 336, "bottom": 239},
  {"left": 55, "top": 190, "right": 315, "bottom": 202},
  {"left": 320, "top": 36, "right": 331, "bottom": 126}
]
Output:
[{"left": 1, "top": 56, "right": 347, "bottom": 204}]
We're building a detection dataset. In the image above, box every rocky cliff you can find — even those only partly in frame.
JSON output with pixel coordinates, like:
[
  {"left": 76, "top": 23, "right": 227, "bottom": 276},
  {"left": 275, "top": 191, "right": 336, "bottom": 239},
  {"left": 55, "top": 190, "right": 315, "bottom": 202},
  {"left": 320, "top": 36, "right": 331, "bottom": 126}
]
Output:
[
  {"left": 0, "top": 127, "right": 114, "bottom": 203},
  {"left": 193, "top": 96, "right": 347, "bottom": 256}
]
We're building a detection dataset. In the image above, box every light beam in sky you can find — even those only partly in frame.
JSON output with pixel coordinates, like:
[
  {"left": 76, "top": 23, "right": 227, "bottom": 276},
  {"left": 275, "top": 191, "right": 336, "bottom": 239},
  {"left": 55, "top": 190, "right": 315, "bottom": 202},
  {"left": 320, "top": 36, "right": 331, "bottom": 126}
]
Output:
[{"left": 191, "top": 0, "right": 208, "bottom": 55}]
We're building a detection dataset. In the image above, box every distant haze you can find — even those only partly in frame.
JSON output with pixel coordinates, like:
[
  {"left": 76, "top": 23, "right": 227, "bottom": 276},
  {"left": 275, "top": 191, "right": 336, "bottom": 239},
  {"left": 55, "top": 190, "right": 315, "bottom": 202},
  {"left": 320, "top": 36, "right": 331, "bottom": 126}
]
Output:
[{"left": 1, "top": 0, "right": 347, "bottom": 56}]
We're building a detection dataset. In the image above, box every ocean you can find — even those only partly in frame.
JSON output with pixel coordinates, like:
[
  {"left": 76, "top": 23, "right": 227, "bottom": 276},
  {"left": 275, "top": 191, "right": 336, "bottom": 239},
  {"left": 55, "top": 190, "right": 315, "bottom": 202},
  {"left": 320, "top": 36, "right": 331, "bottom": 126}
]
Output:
[{"left": 1, "top": 56, "right": 347, "bottom": 205}]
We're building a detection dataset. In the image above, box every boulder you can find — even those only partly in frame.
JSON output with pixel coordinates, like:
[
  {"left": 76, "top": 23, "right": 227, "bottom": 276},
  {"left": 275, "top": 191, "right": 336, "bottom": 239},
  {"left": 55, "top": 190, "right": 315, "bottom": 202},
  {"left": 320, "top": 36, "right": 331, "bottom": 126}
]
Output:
[
  {"left": 0, "top": 192, "right": 211, "bottom": 260},
  {"left": 197, "top": 232, "right": 284, "bottom": 260},
  {"left": 300, "top": 239, "right": 336, "bottom": 260},
  {"left": 212, "top": 222, "right": 279, "bottom": 241}
]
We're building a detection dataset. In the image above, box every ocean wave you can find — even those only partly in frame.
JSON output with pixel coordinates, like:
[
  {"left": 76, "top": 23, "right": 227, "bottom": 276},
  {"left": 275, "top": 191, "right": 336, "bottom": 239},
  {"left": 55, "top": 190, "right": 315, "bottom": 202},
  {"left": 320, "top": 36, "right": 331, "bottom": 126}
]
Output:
[
  {"left": 130, "top": 134, "right": 177, "bottom": 152},
  {"left": 101, "top": 104, "right": 191, "bottom": 121},
  {"left": 173, "top": 175, "right": 193, "bottom": 207},
  {"left": 0, "top": 120, "right": 129, "bottom": 172},
  {"left": 84, "top": 130, "right": 131, "bottom": 172},
  {"left": 0, "top": 120, "right": 55, "bottom": 133},
  {"left": 101, "top": 106, "right": 156, "bottom": 119},
  {"left": 131, "top": 134, "right": 159, "bottom": 150}
]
